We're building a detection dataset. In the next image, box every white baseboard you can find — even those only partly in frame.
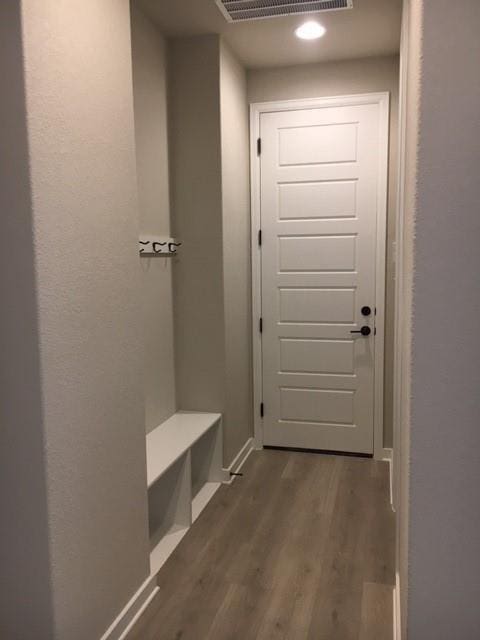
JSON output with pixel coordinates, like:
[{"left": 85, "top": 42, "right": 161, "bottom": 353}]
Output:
[
  {"left": 253, "top": 434, "right": 263, "bottom": 450},
  {"left": 222, "top": 437, "right": 254, "bottom": 483},
  {"left": 99, "top": 575, "right": 159, "bottom": 640},
  {"left": 382, "top": 447, "right": 393, "bottom": 462},
  {"left": 393, "top": 571, "right": 401, "bottom": 640}
]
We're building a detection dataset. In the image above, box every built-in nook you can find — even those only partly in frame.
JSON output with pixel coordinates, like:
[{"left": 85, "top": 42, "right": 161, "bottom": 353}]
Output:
[
  {"left": 130, "top": 4, "right": 253, "bottom": 578},
  {"left": 146, "top": 413, "right": 223, "bottom": 575}
]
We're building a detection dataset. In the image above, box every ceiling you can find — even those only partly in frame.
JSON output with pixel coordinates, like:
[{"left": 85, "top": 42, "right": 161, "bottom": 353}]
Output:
[{"left": 135, "top": 0, "right": 402, "bottom": 69}]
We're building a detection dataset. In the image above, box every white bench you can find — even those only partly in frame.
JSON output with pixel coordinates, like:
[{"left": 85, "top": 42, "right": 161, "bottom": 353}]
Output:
[{"left": 146, "top": 412, "right": 223, "bottom": 575}]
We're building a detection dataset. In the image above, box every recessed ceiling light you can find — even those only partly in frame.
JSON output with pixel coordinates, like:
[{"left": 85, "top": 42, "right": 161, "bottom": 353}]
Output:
[{"left": 295, "top": 21, "right": 326, "bottom": 40}]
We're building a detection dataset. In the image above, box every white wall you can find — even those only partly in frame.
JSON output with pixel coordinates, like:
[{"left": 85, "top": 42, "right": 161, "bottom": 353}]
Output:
[
  {"left": 131, "top": 4, "right": 177, "bottom": 432},
  {"left": 220, "top": 41, "right": 254, "bottom": 463},
  {"left": 248, "top": 55, "right": 399, "bottom": 449},
  {"left": 169, "top": 35, "right": 227, "bottom": 424},
  {"left": 401, "top": 0, "right": 480, "bottom": 637},
  {"left": 0, "top": 2, "right": 54, "bottom": 636},
  {"left": 0, "top": 1, "right": 150, "bottom": 637},
  {"left": 395, "top": 0, "right": 420, "bottom": 633},
  {"left": 168, "top": 35, "right": 253, "bottom": 465}
]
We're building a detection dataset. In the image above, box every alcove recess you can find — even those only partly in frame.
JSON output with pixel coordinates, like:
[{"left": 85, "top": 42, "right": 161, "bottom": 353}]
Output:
[{"left": 146, "top": 412, "right": 223, "bottom": 575}]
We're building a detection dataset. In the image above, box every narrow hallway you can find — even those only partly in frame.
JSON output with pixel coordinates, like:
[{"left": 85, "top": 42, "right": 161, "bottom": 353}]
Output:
[{"left": 128, "top": 450, "right": 394, "bottom": 639}]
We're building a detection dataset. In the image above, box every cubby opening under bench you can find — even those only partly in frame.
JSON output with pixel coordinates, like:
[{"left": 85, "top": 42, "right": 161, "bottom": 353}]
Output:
[{"left": 146, "top": 412, "right": 223, "bottom": 576}]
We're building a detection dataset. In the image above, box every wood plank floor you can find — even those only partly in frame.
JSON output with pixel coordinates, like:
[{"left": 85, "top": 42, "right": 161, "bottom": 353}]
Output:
[{"left": 128, "top": 449, "right": 395, "bottom": 640}]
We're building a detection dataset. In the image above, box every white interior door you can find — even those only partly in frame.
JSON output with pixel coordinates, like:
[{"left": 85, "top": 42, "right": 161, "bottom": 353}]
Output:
[{"left": 259, "top": 98, "right": 387, "bottom": 454}]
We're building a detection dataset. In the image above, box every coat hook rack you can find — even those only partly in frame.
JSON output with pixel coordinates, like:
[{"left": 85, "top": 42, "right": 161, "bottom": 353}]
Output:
[{"left": 139, "top": 235, "right": 182, "bottom": 257}]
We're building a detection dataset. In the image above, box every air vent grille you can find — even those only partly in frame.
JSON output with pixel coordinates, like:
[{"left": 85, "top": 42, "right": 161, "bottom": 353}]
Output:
[{"left": 215, "top": 0, "right": 353, "bottom": 22}]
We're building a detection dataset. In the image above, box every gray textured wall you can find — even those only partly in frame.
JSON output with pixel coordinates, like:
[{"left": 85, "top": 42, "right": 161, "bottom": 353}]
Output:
[
  {"left": 404, "top": 0, "right": 480, "bottom": 637},
  {"left": 169, "top": 36, "right": 227, "bottom": 427},
  {"left": 1, "top": 1, "right": 150, "bottom": 637},
  {"left": 395, "top": 1, "right": 421, "bottom": 633},
  {"left": 0, "top": 2, "right": 54, "bottom": 636},
  {"left": 220, "top": 41, "right": 254, "bottom": 463},
  {"left": 169, "top": 36, "right": 254, "bottom": 465},
  {"left": 131, "top": 4, "right": 177, "bottom": 433}
]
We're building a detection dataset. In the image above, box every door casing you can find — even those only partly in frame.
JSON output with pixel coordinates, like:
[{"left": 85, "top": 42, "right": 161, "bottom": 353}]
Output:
[{"left": 250, "top": 93, "right": 390, "bottom": 460}]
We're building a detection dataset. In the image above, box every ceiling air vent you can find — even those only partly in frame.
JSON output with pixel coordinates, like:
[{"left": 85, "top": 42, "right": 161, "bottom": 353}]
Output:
[{"left": 215, "top": 0, "right": 353, "bottom": 22}]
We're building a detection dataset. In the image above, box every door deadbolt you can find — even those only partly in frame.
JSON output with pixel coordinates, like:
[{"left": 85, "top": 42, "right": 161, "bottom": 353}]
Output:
[{"left": 361, "top": 306, "right": 372, "bottom": 316}]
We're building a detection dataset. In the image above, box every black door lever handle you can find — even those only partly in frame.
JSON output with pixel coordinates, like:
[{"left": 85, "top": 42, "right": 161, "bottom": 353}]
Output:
[{"left": 350, "top": 326, "right": 371, "bottom": 336}]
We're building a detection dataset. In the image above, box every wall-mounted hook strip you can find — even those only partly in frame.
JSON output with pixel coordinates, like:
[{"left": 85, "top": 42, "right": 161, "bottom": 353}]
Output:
[{"left": 139, "top": 236, "right": 182, "bottom": 257}]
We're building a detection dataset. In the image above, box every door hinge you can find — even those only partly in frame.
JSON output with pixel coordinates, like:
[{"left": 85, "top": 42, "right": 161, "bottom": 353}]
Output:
[
  {"left": 259, "top": 317, "right": 263, "bottom": 333},
  {"left": 257, "top": 137, "right": 262, "bottom": 155},
  {"left": 258, "top": 229, "right": 262, "bottom": 246},
  {"left": 260, "top": 402, "right": 264, "bottom": 418}
]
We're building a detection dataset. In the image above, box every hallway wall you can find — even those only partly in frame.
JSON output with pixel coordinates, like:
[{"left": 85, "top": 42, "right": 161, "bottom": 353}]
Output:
[
  {"left": 395, "top": 0, "right": 419, "bottom": 633},
  {"left": 0, "top": 2, "right": 54, "bottom": 636},
  {"left": 168, "top": 34, "right": 227, "bottom": 429},
  {"left": 0, "top": 1, "right": 150, "bottom": 637},
  {"left": 131, "top": 4, "right": 177, "bottom": 432},
  {"left": 168, "top": 35, "right": 253, "bottom": 465},
  {"left": 402, "top": 0, "right": 480, "bottom": 637},
  {"left": 220, "top": 41, "right": 254, "bottom": 463},
  {"left": 131, "top": 20, "right": 254, "bottom": 459},
  {"left": 248, "top": 55, "right": 399, "bottom": 450}
]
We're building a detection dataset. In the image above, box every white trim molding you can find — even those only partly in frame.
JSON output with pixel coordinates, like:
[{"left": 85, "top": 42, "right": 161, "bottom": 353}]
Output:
[
  {"left": 250, "top": 93, "right": 390, "bottom": 459},
  {"left": 373, "top": 92, "right": 390, "bottom": 460},
  {"left": 250, "top": 100, "right": 264, "bottom": 451},
  {"left": 382, "top": 448, "right": 394, "bottom": 510},
  {"left": 391, "top": 5, "right": 410, "bottom": 638},
  {"left": 99, "top": 576, "right": 158, "bottom": 640},
  {"left": 222, "top": 437, "right": 255, "bottom": 483},
  {"left": 393, "top": 571, "right": 402, "bottom": 640},
  {"left": 382, "top": 447, "right": 393, "bottom": 462}
]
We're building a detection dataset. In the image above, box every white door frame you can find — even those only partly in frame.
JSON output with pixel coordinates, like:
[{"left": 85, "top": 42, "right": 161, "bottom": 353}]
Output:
[{"left": 250, "top": 92, "right": 390, "bottom": 460}]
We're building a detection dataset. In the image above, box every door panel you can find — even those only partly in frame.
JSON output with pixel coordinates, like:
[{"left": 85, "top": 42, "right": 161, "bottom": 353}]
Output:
[
  {"left": 280, "top": 339, "right": 355, "bottom": 375},
  {"left": 260, "top": 101, "right": 383, "bottom": 454},
  {"left": 278, "top": 235, "right": 357, "bottom": 272},
  {"left": 278, "top": 180, "right": 357, "bottom": 220},
  {"left": 280, "top": 388, "right": 355, "bottom": 425},
  {"left": 278, "top": 122, "right": 358, "bottom": 165},
  {"left": 279, "top": 288, "right": 356, "bottom": 324}
]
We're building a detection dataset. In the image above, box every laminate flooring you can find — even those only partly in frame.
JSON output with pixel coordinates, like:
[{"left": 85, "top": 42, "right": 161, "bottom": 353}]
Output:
[{"left": 128, "top": 449, "right": 395, "bottom": 640}]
